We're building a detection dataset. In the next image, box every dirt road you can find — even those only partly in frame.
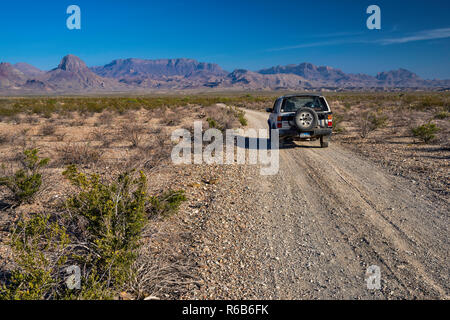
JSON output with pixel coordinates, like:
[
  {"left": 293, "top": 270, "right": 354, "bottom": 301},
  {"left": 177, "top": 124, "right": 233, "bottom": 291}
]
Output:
[{"left": 199, "top": 108, "right": 449, "bottom": 299}]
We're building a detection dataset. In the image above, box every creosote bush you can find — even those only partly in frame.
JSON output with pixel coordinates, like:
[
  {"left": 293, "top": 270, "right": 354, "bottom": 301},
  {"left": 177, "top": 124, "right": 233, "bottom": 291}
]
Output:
[
  {"left": 0, "top": 149, "right": 49, "bottom": 203},
  {"left": 62, "top": 165, "right": 149, "bottom": 289},
  {"left": 0, "top": 214, "right": 70, "bottom": 300},
  {"left": 411, "top": 123, "right": 440, "bottom": 143},
  {"left": 1, "top": 163, "right": 187, "bottom": 300},
  {"left": 434, "top": 111, "right": 449, "bottom": 119},
  {"left": 358, "top": 112, "right": 388, "bottom": 139}
]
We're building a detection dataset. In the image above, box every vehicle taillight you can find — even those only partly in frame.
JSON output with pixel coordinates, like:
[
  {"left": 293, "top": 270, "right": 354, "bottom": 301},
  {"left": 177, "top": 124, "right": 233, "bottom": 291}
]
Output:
[
  {"left": 277, "top": 116, "right": 282, "bottom": 128},
  {"left": 327, "top": 114, "right": 333, "bottom": 127}
]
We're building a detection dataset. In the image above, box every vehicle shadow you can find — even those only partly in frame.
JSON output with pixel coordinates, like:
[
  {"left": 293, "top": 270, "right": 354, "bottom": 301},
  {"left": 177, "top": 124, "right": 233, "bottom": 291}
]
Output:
[
  {"left": 234, "top": 135, "right": 272, "bottom": 150},
  {"left": 233, "top": 135, "right": 321, "bottom": 150}
]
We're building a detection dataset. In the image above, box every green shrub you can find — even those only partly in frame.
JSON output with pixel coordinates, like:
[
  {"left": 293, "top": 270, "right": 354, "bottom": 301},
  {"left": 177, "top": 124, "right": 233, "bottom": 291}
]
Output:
[
  {"left": 207, "top": 117, "right": 220, "bottom": 130},
  {"left": 62, "top": 165, "right": 148, "bottom": 289},
  {"left": 236, "top": 110, "right": 248, "bottom": 126},
  {"left": 150, "top": 190, "right": 187, "bottom": 218},
  {"left": 0, "top": 212, "right": 114, "bottom": 300},
  {"left": 434, "top": 111, "right": 449, "bottom": 119},
  {"left": 411, "top": 123, "right": 440, "bottom": 143},
  {"left": 0, "top": 149, "right": 49, "bottom": 203},
  {"left": 370, "top": 113, "right": 388, "bottom": 129},
  {"left": 0, "top": 214, "right": 70, "bottom": 300},
  {"left": 1, "top": 162, "right": 187, "bottom": 300}
]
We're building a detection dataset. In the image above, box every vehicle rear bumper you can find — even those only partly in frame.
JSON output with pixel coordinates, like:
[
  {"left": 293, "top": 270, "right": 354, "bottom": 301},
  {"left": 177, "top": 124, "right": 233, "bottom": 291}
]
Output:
[{"left": 277, "top": 127, "right": 332, "bottom": 138}]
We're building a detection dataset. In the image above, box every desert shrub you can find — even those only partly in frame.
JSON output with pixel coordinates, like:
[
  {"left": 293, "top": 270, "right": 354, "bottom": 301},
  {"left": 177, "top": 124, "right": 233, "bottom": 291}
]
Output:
[
  {"left": 0, "top": 167, "right": 161, "bottom": 300},
  {"left": 68, "top": 119, "right": 85, "bottom": 127},
  {"left": 343, "top": 102, "right": 352, "bottom": 110},
  {"left": 24, "top": 115, "right": 39, "bottom": 124},
  {"left": 136, "top": 130, "right": 171, "bottom": 169},
  {"left": 62, "top": 165, "right": 149, "bottom": 290},
  {"left": 205, "top": 105, "right": 244, "bottom": 132},
  {"left": 149, "top": 190, "right": 187, "bottom": 218},
  {"left": 164, "top": 112, "right": 181, "bottom": 126},
  {"left": 0, "top": 213, "right": 71, "bottom": 300},
  {"left": 434, "top": 111, "right": 449, "bottom": 119},
  {"left": 84, "top": 102, "right": 104, "bottom": 114},
  {"left": 90, "top": 129, "right": 112, "bottom": 148},
  {"left": 358, "top": 112, "right": 388, "bottom": 139},
  {"left": 96, "top": 111, "right": 114, "bottom": 126},
  {"left": 236, "top": 109, "right": 248, "bottom": 126},
  {"left": 333, "top": 113, "right": 345, "bottom": 133},
  {"left": 370, "top": 113, "right": 388, "bottom": 129},
  {"left": 121, "top": 124, "right": 145, "bottom": 148},
  {"left": 0, "top": 133, "right": 10, "bottom": 145},
  {"left": 54, "top": 133, "right": 67, "bottom": 142},
  {"left": 63, "top": 166, "right": 185, "bottom": 297},
  {"left": 0, "top": 149, "right": 49, "bottom": 204},
  {"left": 57, "top": 143, "right": 101, "bottom": 166},
  {"left": 411, "top": 123, "right": 440, "bottom": 143},
  {"left": 207, "top": 117, "right": 219, "bottom": 130},
  {"left": 419, "top": 96, "right": 445, "bottom": 108},
  {"left": 41, "top": 124, "right": 56, "bottom": 136}
]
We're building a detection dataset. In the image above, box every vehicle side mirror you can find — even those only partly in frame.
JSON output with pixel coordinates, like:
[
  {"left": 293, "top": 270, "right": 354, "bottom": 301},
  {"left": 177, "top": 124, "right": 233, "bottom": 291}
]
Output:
[{"left": 266, "top": 108, "right": 273, "bottom": 113}]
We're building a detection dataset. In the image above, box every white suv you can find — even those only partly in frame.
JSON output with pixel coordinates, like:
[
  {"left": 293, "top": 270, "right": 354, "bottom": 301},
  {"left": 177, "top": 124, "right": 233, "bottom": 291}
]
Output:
[{"left": 267, "top": 94, "right": 333, "bottom": 148}]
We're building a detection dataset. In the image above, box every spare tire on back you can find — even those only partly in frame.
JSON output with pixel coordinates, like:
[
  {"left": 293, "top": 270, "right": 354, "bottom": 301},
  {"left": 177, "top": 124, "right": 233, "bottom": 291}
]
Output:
[{"left": 294, "top": 107, "right": 318, "bottom": 131}]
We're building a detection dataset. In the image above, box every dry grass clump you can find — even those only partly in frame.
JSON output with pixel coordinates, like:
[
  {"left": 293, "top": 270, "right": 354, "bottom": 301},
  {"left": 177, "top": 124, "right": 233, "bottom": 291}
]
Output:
[
  {"left": 90, "top": 129, "right": 113, "bottom": 148},
  {"left": 96, "top": 110, "right": 114, "bottom": 126},
  {"left": 162, "top": 111, "right": 181, "bottom": 126},
  {"left": 0, "top": 133, "right": 10, "bottom": 145},
  {"left": 41, "top": 124, "right": 57, "bottom": 136},
  {"left": 358, "top": 111, "right": 388, "bottom": 139},
  {"left": 131, "top": 130, "right": 171, "bottom": 169},
  {"left": 57, "top": 142, "right": 102, "bottom": 166},
  {"left": 128, "top": 245, "right": 197, "bottom": 300},
  {"left": 204, "top": 105, "right": 245, "bottom": 131},
  {"left": 121, "top": 124, "right": 146, "bottom": 148},
  {"left": 68, "top": 119, "right": 86, "bottom": 127}
]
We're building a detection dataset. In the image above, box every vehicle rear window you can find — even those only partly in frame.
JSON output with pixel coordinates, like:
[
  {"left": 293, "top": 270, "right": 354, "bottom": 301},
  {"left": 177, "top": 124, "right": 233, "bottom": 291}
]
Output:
[{"left": 281, "top": 96, "right": 328, "bottom": 112}]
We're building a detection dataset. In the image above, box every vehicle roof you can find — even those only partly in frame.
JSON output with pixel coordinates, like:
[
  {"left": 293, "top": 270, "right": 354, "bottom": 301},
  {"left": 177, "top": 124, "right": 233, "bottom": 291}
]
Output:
[{"left": 278, "top": 94, "right": 323, "bottom": 99}]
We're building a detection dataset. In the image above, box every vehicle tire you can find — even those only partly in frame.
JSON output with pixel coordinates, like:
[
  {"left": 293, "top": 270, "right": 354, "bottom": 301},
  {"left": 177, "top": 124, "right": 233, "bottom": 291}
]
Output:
[
  {"left": 320, "top": 136, "right": 329, "bottom": 148},
  {"left": 294, "top": 108, "right": 318, "bottom": 131}
]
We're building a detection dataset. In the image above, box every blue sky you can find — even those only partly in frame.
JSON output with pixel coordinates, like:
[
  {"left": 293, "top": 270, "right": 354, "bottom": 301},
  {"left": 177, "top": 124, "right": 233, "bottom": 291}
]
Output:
[{"left": 1, "top": 0, "right": 449, "bottom": 79}]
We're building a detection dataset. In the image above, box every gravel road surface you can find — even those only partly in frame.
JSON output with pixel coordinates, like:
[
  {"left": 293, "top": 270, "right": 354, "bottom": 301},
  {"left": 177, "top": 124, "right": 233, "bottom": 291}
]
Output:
[{"left": 190, "top": 108, "right": 449, "bottom": 300}]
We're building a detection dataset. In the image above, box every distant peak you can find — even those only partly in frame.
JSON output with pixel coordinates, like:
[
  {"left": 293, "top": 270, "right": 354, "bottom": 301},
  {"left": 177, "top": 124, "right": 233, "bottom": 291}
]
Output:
[
  {"left": 376, "top": 68, "right": 419, "bottom": 81},
  {"left": 58, "top": 54, "right": 88, "bottom": 72}
]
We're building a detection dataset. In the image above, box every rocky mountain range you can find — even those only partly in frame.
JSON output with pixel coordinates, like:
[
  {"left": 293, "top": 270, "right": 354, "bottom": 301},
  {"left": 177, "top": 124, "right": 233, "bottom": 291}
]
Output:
[
  {"left": 13, "top": 62, "right": 45, "bottom": 78},
  {"left": 0, "top": 54, "right": 449, "bottom": 94}
]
